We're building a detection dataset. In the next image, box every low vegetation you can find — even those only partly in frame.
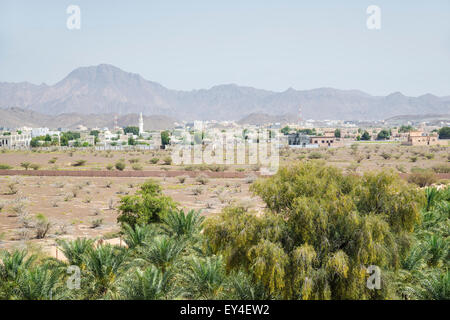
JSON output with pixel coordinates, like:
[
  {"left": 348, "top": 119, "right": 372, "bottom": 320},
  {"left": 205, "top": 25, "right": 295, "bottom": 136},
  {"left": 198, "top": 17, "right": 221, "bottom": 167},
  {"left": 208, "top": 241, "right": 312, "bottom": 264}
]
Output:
[{"left": 0, "top": 162, "right": 447, "bottom": 300}]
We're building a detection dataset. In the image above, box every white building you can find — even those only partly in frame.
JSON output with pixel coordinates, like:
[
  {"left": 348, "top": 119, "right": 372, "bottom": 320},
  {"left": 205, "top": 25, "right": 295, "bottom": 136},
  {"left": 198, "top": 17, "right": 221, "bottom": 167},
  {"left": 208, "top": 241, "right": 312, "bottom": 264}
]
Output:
[
  {"left": 139, "top": 112, "right": 144, "bottom": 135},
  {"left": 0, "top": 132, "right": 32, "bottom": 149}
]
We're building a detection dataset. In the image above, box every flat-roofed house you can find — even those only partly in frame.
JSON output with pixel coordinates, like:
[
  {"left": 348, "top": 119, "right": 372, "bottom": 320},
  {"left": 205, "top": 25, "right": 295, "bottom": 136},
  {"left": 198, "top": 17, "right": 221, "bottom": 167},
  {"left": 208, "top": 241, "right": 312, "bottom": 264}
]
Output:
[
  {"left": 310, "top": 134, "right": 343, "bottom": 147},
  {"left": 406, "top": 131, "right": 442, "bottom": 146},
  {"left": 0, "top": 133, "right": 32, "bottom": 149}
]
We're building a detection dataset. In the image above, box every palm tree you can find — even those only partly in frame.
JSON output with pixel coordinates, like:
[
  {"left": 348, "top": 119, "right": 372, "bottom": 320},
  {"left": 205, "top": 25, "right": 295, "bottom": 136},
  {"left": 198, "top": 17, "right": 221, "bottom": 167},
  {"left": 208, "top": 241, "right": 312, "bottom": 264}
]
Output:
[
  {"left": 117, "top": 265, "right": 176, "bottom": 300},
  {"left": 224, "top": 270, "right": 271, "bottom": 300},
  {"left": 15, "top": 264, "right": 66, "bottom": 300},
  {"left": 408, "top": 270, "right": 450, "bottom": 300},
  {"left": 425, "top": 235, "right": 447, "bottom": 267},
  {"left": 0, "top": 249, "right": 36, "bottom": 299},
  {"left": 182, "top": 256, "right": 226, "bottom": 299},
  {"left": 122, "top": 223, "right": 157, "bottom": 250},
  {"left": 83, "top": 244, "right": 129, "bottom": 298},
  {"left": 162, "top": 209, "right": 204, "bottom": 239},
  {"left": 137, "top": 236, "right": 185, "bottom": 273},
  {"left": 57, "top": 238, "right": 94, "bottom": 267}
]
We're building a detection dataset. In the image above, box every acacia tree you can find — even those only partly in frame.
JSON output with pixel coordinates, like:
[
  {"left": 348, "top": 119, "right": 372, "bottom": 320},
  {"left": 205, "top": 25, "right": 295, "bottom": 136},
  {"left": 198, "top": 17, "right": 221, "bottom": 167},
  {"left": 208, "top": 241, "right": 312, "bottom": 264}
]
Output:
[{"left": 204, "top": 162, "right": 424, "bottom": 299}]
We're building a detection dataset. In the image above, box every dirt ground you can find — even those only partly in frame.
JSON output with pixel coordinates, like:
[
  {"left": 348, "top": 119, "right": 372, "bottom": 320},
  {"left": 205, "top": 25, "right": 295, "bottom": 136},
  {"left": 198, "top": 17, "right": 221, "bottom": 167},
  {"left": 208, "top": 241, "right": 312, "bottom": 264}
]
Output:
[{"left": 0, "top": 174, "right": 262, "bottom": 254}]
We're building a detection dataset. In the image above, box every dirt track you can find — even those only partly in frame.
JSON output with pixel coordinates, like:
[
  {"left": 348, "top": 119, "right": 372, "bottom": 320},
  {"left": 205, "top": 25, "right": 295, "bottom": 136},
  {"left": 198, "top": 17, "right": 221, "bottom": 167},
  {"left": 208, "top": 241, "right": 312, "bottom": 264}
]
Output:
[
  {"left": 0, "top": 169, "right": 250, "bottom": 178},
  {"left": 0, "top": 169, "right": 449, "bottom": 180}
]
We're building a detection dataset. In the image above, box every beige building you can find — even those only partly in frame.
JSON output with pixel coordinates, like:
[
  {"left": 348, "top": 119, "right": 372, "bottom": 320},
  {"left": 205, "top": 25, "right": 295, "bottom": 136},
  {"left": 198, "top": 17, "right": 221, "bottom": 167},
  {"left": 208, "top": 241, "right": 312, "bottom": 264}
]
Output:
[
  {"left": 406, "top": 131, "right": 441, "bottom": 146},
  {"left": 0, "top": 133, "right": 32, "bottom": 149},
  {"left": 310, "top": 134, "right": 343, "bottom": 147}
]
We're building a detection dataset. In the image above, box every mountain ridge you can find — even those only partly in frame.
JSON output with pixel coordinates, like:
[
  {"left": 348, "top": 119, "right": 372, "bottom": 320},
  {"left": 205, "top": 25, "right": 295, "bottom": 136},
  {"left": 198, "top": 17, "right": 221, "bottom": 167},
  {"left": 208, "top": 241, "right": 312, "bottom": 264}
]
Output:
[{"left": 1, "top": 64, "right": 449, "bottom": 121}]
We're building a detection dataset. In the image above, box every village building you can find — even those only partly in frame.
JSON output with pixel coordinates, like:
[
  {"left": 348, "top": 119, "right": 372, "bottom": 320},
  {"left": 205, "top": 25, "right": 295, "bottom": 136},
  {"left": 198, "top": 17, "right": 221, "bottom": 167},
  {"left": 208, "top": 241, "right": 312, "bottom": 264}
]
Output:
[
  {"left": 0, "top": 132, "right": 32, "bottom": 149},
  {"left": 405, "top": 131, "right": 442, "bottom": 146},
  {"left": 310, "top": 134, "right": 343, "bottom": 147}
]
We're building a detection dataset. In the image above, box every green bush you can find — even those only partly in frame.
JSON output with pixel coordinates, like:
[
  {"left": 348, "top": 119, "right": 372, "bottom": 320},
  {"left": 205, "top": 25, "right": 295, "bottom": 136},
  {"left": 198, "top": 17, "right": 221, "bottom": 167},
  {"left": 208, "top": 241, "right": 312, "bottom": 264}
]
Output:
[
  {"left": 72, "top": 159, "right": 87, "bottom": 167},
  {"left": 117, "top": 179, "right": 177, "bottom": 228},
  {"left": 408, "top": 171, "right": 437, "bottom": 187},
  {"left": 115, "top": 161, "right": 126, "bottom": 171},
  {"left": 0, "top": 164, "right": 13, "bottom": 170}
]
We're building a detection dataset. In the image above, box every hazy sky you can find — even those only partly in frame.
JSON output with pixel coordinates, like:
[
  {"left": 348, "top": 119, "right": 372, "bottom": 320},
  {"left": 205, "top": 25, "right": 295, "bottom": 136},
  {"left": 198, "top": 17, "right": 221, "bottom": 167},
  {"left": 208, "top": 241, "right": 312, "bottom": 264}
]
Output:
[{"left": 0, "top": 0, "right": 449, "bottom": 96}]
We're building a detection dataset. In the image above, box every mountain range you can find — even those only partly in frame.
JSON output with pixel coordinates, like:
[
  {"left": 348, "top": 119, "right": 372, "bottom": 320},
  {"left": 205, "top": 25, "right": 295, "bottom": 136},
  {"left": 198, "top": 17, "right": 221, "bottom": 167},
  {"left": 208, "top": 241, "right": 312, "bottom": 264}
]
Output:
[
  {"left": 1, "top": 64, "right": 449, "bottom": 122},
  {"left": 0, "top": 107, "right": 177, "bottom": 131}
]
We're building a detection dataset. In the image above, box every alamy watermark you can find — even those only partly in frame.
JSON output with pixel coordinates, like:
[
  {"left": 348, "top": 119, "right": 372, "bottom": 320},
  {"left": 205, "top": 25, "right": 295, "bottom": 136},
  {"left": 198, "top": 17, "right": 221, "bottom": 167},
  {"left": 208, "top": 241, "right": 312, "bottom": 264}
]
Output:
[
  {"left": 170, "top": 122, "right": 280, "bottom": 175},
  {"left": 366, "top": 265, "right": 381, "bottom": 290},
  {"left": 67, "top": 5, "right": 81, "bottom": 30},
  {"left": 366, "top": 5, "right": 381, "bottom": 30}
]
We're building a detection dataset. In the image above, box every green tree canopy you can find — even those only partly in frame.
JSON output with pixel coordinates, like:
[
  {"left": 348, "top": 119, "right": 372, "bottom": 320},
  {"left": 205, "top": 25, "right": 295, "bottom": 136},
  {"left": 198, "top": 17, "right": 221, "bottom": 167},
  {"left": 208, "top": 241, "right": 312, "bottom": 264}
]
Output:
[
  {"left": 117, "top": 180, "right": 177, "bottom": 228},
  {"left": 334, "top": 129, "right": 341, "bottom": 138},
  {"left": 161, "top": 131, "right": 171, "bottom": 147},
  {"left": 124, "top": 126, "right": 139, "bottom": 135},
  {"left": 204, "top": 162, "right": 424, "bottom": 299},
  {"left": 438, "top": 126, "right": 450, "bottom": 139},
  {"left": 361, "top": 131, "right": 371, "bottom": 141},
  {"left": 377, "top": 129, "right": 391, "bottom": 140}
]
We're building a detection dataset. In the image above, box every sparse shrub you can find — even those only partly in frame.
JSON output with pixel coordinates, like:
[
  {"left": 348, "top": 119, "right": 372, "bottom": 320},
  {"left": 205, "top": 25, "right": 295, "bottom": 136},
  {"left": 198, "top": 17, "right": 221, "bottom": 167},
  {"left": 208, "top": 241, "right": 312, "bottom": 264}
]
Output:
[
  {"left": 48, "top": 157, "right": 58, "bottom": 164},
  {"left": 129, "top": 158, "right": 140, "bottom": 164},
  {"left": 208, "top": 164, "right": 227, "bottom": 172},
  {"left": 396, "top": 165, "right": 407, "bottom": 173},
  {"left": 72, "top": 159, "right": 87, "bottom": 167},
  {"left": 108, "top": 198, "right": 115, "bottom": 210},
  {"left": 106, "top": 164, "right": 114, "bottom": 171},
  {"left": 30, "top": 164, "right": 40, "bottom": 170},
  {"left": 115, "top": 161, "right": 126, "bottom": 171},
  {"left": 132, "top": 164, "right": 143, "bottom": 171},
  {"left": 308, "top": 152, "right": 323, "bottom": 160},
  {"left": 0, "top": 164, "right": 13, "bottom": 170},
  {"left": 177, "top": 176, "right": 187, "bottom": 184},
  {"left": 410, "top": 156, "right": 418, "bottom": 163},
  {"left": 35, "top": 213, "right": 51, "bottom": 239},
  {"left": 380, "top": 152, "right": 391, "bottom": 160},
  {"left": 245, "top": 174, "right": 257, "bottom": 184},
  {"left": 196, "top": 174, "right": 209, "bottom": 185},
  {"left": 192, "top": 187, "right": 203, "bottom": 195},
  {"left": 91, "top": 219, "right": 103, "bottom": 229},
  {"left": 432, "top": 165, "right": 450, "bottom": 174},
  {"left": 6, "top": 182, "right": 19, "bottom": 195},
  {"left": 425, "top": 154, "right": 434, "bottom": 160},
  {"left": 162, "top": 156, "right": 172, "bottom": 165},
  {"left": 55, "top": 182, "right": 65, "bottom": 188},
  {"left": 407, "top": 171, "right": 437, "bottom": 187},
  {"left": 20, "top": 162, "right": 32, "bottom": 170},
  {"left": 150, "top": 157, "right": 159, "bottom": 164}
]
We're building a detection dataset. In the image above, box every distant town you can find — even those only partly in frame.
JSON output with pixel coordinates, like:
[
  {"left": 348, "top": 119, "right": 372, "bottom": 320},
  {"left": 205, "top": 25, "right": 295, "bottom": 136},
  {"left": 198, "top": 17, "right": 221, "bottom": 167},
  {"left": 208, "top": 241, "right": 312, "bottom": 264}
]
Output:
[{"left": 1, "top": 112, "right": 449, "bottom": 151}]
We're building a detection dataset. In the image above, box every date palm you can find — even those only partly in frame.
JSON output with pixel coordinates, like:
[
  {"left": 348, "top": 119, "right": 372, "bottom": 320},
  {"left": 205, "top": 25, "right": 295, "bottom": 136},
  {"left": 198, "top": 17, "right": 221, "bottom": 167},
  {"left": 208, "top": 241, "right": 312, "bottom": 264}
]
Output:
[
  {"left": 137, "top": 236, "right": 185, "bottom": 273},
  {"left": 162, "top": 209, "right": 204, "bottom": 239},
  {"left": 122, "top": 223, "right": 157, "bottom": 250},
  {"left": 57, "top": 238, "right": 94, "bottom": 267},
  {"left": 0, "top": 250, "right": 36, "bottom": 299},
  {"left": 117, "top": 265, "right": 176, "bottom": 300},
  {"left": 182, "top": 256, "right": 226, "bottom": 300},
  {"left": 15, "top": 264, "right": 66, "bottom": 300},
  {"left": 83, "top": 244, "right": 129, "bottom": 298}
]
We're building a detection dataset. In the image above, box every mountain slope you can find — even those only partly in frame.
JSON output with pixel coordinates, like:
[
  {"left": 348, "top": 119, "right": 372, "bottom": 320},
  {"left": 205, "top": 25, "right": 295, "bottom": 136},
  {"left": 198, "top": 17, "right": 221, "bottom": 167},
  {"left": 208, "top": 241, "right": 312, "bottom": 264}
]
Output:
[
  {"left": 0, "top": 107, "right": 177, "bottom": 130},
  {"left": 1, "top": 64, "right": 449, "bottom": 121}
]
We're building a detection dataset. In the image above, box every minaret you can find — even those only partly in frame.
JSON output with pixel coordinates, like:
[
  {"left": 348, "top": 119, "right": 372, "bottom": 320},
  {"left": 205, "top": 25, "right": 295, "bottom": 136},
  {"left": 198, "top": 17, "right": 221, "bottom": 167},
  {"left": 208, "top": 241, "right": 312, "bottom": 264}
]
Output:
[
  {"left": 138, "top": 112, "right": 144, "bottom": 135},
  {"left": 298, "top": 105, "right": 303, "bottom": 126}
]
